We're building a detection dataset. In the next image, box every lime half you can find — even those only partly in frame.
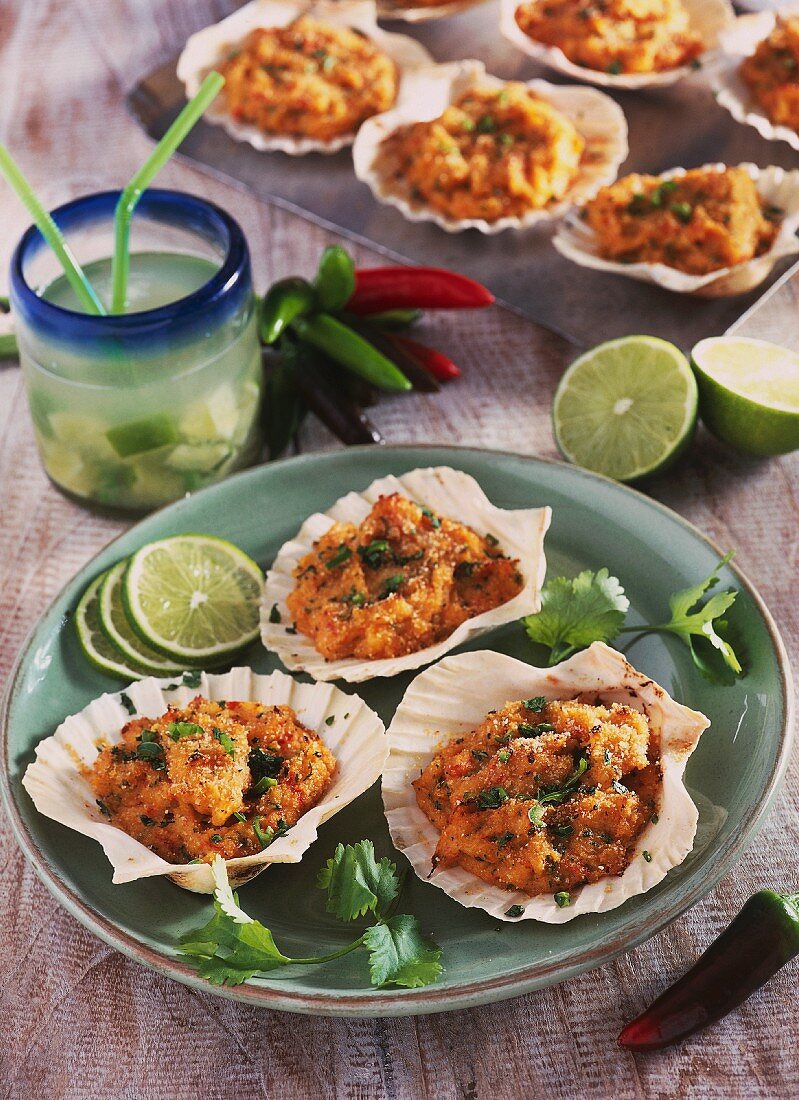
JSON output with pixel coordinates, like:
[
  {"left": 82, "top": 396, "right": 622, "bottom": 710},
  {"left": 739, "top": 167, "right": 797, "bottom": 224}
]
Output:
[
  {"left": 98, "top": 561, "right": 184, "bottom": 675},
  {"left": 75, "top": 573, "right": 149, "bottom": 681},
  {"left": 691, "top": 336, "right": 799, "bottom": 456},
  {"left": 122, "top": 534, "right": 264, "bottom": 663},
  {"left": 553, "top": 336, "right": 698, "bottom": 482}
]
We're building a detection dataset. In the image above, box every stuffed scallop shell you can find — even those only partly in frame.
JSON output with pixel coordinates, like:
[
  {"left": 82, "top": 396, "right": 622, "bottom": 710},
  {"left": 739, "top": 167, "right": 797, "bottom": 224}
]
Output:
[
  {"left": 177, "top": 0, "right": 433, "bottom": 156},
  {"left": 383, "top": 643, "right": 710, "bottom": 923},
  {"left": 500, "top": 0, "right": 734, "bottom": 90},
  {"left": 261, "top": 466, "right": 551, "bottom": 683},
  {"left": 352, "top": 60, "right": 628, "bottom": 234},
  {"left": 22, "top": 667, "right": 387, "bottom": 893},
  {"left": 554, "top": 162, "right": 799, "bottom": 298}
]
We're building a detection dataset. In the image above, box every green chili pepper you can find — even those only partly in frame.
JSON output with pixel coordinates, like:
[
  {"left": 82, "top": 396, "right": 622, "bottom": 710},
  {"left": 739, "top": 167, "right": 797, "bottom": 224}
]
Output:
[
  {"left": 291, "top": 313, "right": 411, "bottom": 393},
  {"left": 260, "top": 278, "right": 317, "bottom": 345},
  {"left": 619, "top": 889, "right": 799, "bottom": 1050},
  {"left": 356, "top": 307, "right": 422, "bottom": 330},
  {"left": 262, "top": 355, "right": 305, "bottom": 458},
  {"left": 314, "top": 245, "right": 355, "bottom": 312}
]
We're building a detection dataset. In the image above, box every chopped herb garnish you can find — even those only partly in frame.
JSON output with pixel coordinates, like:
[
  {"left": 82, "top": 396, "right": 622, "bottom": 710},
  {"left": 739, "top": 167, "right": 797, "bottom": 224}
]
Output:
[
  {"left": 537, "top": 756, "right": 589, "bottom": 806},
  {"left": 119, "top": 692, "right": 136, "bottom": 715},
  {"left": 472, "top": 749, "right": 489, "bottom": 761},
  {"left": 140, "top": 815, "right": 157, "bottom": 826},
  {"left": 420, "top": 506, "right": 441, "bottom": 528},
  {"left": 213, "top": 727, "right": 236, "bottom": 757},
  {"left": 643, "top": 850, "right": 652, "bottom": 862},
  {"left": 528, "top": 803, "right": 545, "bottom": 829},
  {"left": 498, "top": 750, "right": 511, "bottom": 763},
  {"left": 135, "top": 740, "right": 164, "bottom": 762},
  {"left": 249, "top": 747, "right": 284, "bottom": 786},
  {"left": 523, "top": 696, "right": 547, "bottom": 713},
  {"left": 269, "top": 603, "right": 282, "bottom": 624},
  {"left": 233, "top": 812, "right": 247, "bottom": 823},
  {"left": 380, "top": 574, "right": 405, "bottom": 598},
  {"left": 342, "top": 588, "right": 366, "bottom": 606},
  {"left": 517, "top": 722, "right": 555, "bottom": 738},
  {"left": 326, "top": 544, "right": 352, "bottom": 569},
  {"left": 554, "top": 891, "right": 571, "bottom": 908},
  {"left": 182, "top": 670, "right": 202, "bottom": 688},
  {"left": 485, "top": 533, "right": 499, "bottom": 546},
  {"left": 252, "top": 816, "right": 273, "bottom": 849},
  {"left": 325, "top": 715, "right": 335, "bottom": 726},
  {"left": 505, "top": 904, "right": 525, "bottom": 918},
  {"left": 358, "top": 539, "right": 390, "bottom": 568},
  {"left": 168, "top": 721, "right": 204, "bottom": 741},
  {"left": 670, "top": 201, "right": 693, "bottom": 224},
  {"left": 496, "top": 831, "right": 515, "bottom": 848},
  {"left": 476, "top": 786, "right": 509, "bottom": 810},
  {"left": 96, "top": 799, "right": 111, "bottom": 817},
  {"left": 476, "top": 114, "right": 496, "bottom": 133},
  {"left": 211, "top": 834, "right": 223, "bottom": 844},
  {"left": 553, "top": 823, "right": 574, "bottom": 838},
  {"left": 651, "top": 813, "right": 659, "bottom": 824},
  {"left": 251, "top": 776, "right": 278, "bottom": 796},
  {"left": 607, "top": 60, "right": 622, "bottom": 75}
]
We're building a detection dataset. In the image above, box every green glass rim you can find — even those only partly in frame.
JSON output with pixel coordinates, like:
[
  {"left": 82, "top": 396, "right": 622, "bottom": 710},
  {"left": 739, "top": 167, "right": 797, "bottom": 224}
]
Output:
[{"left": 1, "top": 444, "right": 794, "bottom": 1016}]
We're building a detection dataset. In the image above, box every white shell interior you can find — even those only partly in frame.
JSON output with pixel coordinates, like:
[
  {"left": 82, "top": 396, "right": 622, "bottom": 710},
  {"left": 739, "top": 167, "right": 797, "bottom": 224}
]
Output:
[
  {"left": 714, "top": 5, "right": 799, "bottom": 153},
  {"left": 383, "top": 643, "right": 710, "bottom": 923},
  {"left": 176, "top": 0, "right": 434, "bottom": 156},
  {"left": 261, "top": 465, "right": 551, "bottom": 683},
  {"left": 22, "top": 667, "right": 387, "bottom": 893},
  {"left": 500, "top": 0, "right": 735, "bottom": 89},
  {"left": 352, "top": 59, "right": 629, "bottom": 234},
  {"left": 554, "top": 162, "right": 799, "bottom": 298}
]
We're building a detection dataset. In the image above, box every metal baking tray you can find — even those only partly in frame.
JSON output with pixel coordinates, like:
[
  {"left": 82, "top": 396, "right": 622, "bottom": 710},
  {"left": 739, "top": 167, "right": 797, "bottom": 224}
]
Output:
[{"left": 127, "top": 0, "right": 799, "bottom": 348}]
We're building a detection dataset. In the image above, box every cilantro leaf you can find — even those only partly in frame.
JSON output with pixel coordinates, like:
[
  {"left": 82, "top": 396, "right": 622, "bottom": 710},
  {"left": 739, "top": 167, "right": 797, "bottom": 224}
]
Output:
[
  {"left": 362, "top": 914, "right": 443, "bottom": 988},
  {"left": 178, "top": 899, "right": 291, "bottom": 986},
  {"left": 522, "top": 568, "right": 629, "bottom": 664},
  {"left": 317, "top": 840, "right": 399, "bottom": 921},
  {"left": 650, "top": 552, "right": 742, "bottom": 681}
]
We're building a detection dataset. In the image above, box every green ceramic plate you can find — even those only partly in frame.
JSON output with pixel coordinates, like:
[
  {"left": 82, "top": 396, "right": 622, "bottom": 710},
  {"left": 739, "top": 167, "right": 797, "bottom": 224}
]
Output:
[{"left": 2, "top": 446, "right": 793, "bottom": 1016}]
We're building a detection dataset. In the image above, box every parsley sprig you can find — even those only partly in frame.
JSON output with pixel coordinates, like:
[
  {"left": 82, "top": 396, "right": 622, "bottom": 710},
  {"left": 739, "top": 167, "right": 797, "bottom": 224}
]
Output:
[
  {"left": 179, "top": 840, "right": 443, "bottom": 989},
  {"left": 522, "top": 553, "right": 743, "bottom": 684}
]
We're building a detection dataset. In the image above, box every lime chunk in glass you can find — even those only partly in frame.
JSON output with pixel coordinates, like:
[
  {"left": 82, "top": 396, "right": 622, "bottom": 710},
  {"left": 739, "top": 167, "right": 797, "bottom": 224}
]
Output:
[
  {"left": 552, "top": 336, "right": 698, "bottom": 482},
  {"left": 691, "top": 336, "right": 799, "bottom": 456},
  {"left": 122, "top": 534, "right": 264, "bottom": 663}
]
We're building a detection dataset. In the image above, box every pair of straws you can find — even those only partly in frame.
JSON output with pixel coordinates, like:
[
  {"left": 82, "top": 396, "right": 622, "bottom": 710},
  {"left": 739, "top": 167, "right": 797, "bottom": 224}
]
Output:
[{"left": 0, "top": 72, "right": 224, "bottom": 317}]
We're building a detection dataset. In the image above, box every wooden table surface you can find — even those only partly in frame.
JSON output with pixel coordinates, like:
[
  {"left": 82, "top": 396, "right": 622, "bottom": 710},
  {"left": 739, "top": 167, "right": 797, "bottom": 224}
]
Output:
[{"left": 2, "top": 2, "right": 798, "bottom": 1097}]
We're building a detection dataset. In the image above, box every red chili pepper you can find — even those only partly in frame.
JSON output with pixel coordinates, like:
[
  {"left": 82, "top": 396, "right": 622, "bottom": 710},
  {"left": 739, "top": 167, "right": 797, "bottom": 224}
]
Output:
[
  {"left": 391, "top": 335, "right": 461, "bottom": 382},
  {"left": 618, "top": 890, "right": 799, "bottom": 1052},
  {"left": 348, "top": 267, "right": 494, "bottom": 314}
]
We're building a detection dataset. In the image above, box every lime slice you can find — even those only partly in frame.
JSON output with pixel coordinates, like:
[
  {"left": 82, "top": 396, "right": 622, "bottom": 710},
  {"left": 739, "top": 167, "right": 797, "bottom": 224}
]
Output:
[
  {"left": 107, "top": 414, "right": 180, "bottom": 458},
  {"left": 98, "top": 561, "right": 184, "bottom": 675},
  {"left": 122, "top": 534, "right": 264, "bottom": 662},
  {"left": 691, "top": 336, "right": 799, "bottom": 456},
  {"left": 75, "top": 573, "right": 150, "bottom": 681},
  {"left": 553, "top": 336, "right": 698, "bottom": 482}
]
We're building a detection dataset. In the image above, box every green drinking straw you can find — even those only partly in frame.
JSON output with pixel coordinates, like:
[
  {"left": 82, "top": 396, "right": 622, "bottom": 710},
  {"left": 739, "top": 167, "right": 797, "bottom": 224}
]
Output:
[
  {"left": 110, "top": 71, "right": 225, "bottom": 314},
  {"left": 0, "top": 144, "right": 106, "bottom": 315}
]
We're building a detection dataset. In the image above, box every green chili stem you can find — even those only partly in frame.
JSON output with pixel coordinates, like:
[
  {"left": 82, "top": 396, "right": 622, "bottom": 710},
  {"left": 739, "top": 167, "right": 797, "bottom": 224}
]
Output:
[
  {"left": 289, "top": 934, "right": 366, "bottom": 966},
  {"left": 0, "top": 144, "right": 105, "bottom": 315},
  {"left": 110, "top": 71, "right": 224, "bottom": 313}
]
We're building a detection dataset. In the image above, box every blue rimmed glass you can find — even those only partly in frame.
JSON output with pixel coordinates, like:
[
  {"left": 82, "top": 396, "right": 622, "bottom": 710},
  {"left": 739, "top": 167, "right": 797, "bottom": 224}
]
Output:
[{"left": 10, "top": 189, "right": 263, "bottom": 513}]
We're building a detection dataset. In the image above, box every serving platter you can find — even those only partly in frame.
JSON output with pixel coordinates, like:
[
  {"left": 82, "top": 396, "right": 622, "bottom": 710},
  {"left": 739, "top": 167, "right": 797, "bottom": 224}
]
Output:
[
  {"left": 128, "top": 1, "right": 799, "bottom": 348},
  {"left": 1, "top": 446, "right": 793, "bottom": 1016}
]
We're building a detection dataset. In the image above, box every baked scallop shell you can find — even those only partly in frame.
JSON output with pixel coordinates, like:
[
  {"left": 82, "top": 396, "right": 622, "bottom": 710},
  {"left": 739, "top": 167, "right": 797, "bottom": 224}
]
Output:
[
  {"left": 714, "top": 7, "right": 799, "bottom": 153},
  {"left": 554, "top": 162, "right": 799, "bottom": 298},
  {"left": 260, "top": 465, "right": 551, "bottom": 683},
  {"left": 500, "top": 0, "right": 734, "bottom": 90},
  {"left": 383, "top": 643, "right": 710, "bottom": 923},
  {"left": 351, "top": 59, "right": 628, "bottom": 235},
  {"left": 21, "top": 667, "right": 387, "bottom": 893},
  {"left": 176, "top": 0, "right": 434, "bottom": 156}
]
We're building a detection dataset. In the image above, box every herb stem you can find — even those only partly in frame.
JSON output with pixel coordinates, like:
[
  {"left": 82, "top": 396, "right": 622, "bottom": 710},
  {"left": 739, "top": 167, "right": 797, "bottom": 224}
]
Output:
[{"left": 289, "top": 934, "right": 366, "bottom": 966}]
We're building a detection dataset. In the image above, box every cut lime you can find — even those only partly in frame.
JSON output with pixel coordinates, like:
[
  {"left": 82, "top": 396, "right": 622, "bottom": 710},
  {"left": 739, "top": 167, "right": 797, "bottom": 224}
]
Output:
[
  {"left": 75, "top": 573, "right": 150, "bottom": 681},
  {"left": 553, "top": 336, "right": 698, "bottom": 482},
  {"left": 98, "top": 561, "right": 184, "bottom": 675},
  {"left": 122, "top": 534, "right": 264, "bottom": 663},
  {"left": 691, "top": 336, "right": 799, "bottom": 456},
  {"left": 107, "top": 414, "right": 180, "bottom": 458}
]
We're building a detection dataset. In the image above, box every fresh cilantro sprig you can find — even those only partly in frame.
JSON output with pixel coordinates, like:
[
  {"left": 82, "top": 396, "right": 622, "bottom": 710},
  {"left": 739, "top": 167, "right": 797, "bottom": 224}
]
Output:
[
  {"left": 522, "top": 553, "right": 743, "bottom": 684},
  {"left": 178, "top": 840, "right": 442, "bottom": 989}
]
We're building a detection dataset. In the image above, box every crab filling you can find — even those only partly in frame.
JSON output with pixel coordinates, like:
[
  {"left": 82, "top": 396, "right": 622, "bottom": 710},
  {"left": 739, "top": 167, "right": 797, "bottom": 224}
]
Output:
[
  {"left": 514, "top": 0, "right": 703, "bottom": 75},
  {"left": 285, "top": 493, "right": 524, "bottom": 662},
  {"left": 582, "top": 166, "right": 781, "bottom": 274},
  {"left": 372, "top": 84, "right": 585, "bottom": 223},
  {"left": 88, "top": 696, "right": 336, "bottom": 863},
  {"left": 414, "top": 698, "right": 660, "bottom": 897},
  {"left": 217, "top": 16, "right": 399, "bottom": 141},
  {"left": 741, "top": 15, "right": 799, "bottom": 132}
]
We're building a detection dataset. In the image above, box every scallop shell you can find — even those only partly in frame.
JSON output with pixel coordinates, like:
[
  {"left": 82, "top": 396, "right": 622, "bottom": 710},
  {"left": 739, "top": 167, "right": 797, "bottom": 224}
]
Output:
[
  {"left": 260, "top": 465, "right": 551, "bottom": 683},
  {"left": 714, "top": 6, "right": 799, "bottom": 153},
  {"left": 383, "top": 643, "right": 710, "bottom": 924},
  {"left": 351, "top": 59, "right": 628, "bottom": 235},
  {"left": 553, "top": 162, "right": 799, "bottom": 298},
  {"left": 21, "top": 667, "right": 387, "bottom": 893},
  {"left": 377, "top": 0, "right": 488, "bottom": 24},
  {"left": 176, "top": 0, "right": 434, "bottom": 156},
  {"left": 500, "top": 0, "right": 734, "bottom": 89}
]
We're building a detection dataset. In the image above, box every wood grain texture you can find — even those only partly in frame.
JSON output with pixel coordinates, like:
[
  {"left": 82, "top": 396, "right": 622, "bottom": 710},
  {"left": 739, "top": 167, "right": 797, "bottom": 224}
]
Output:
[{"left": 0, "top": 2, "right": 797, "bottom": 1097}]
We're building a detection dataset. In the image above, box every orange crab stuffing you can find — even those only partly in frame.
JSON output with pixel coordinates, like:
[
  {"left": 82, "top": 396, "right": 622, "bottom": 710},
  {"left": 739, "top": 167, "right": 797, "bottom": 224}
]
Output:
[
  {"left": 285, "top": 493, "right": 524, "bottom": 662},
  {"left": 414, "top": 697, "right": 660, "bottom": 897},
  {"left": 741, "top": 15, "right": 799, "bottom": 133},
  {"left": 88, "top": 696, "right": 336, "bottom": 863}
]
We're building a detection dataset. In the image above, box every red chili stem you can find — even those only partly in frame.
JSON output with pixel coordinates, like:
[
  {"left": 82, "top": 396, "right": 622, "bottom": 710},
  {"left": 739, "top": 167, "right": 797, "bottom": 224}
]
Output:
[
  {"left": 391, "top": 335, "right": 461, "bottom": 382},
  {"left": 348, "top": 267, "right": 494, "bottom": 313}
]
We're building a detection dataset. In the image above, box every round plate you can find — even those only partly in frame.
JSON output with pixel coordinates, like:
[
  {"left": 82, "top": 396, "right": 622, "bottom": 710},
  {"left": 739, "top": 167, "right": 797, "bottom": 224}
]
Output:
[{"left": 2, "top": 446, "right": 793, "bottom": 1016}]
